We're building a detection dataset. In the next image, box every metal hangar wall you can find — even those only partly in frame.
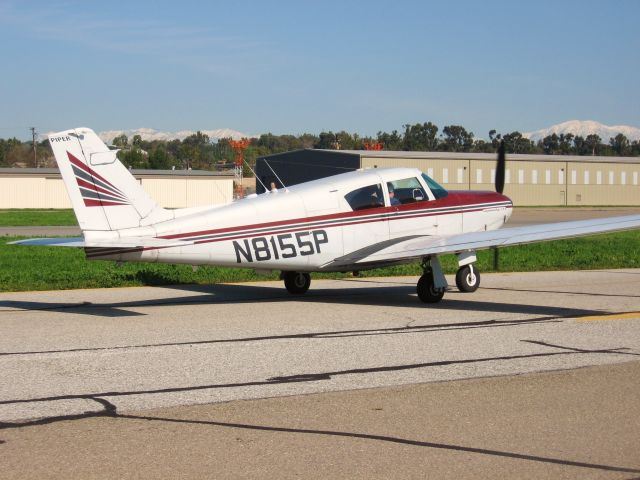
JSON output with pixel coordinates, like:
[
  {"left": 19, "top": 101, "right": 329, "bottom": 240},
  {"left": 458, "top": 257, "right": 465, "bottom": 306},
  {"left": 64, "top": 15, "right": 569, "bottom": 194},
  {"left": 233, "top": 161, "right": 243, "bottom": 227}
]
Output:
[{"left": 257, "top": 150, "right": 640, "bottom": 206}]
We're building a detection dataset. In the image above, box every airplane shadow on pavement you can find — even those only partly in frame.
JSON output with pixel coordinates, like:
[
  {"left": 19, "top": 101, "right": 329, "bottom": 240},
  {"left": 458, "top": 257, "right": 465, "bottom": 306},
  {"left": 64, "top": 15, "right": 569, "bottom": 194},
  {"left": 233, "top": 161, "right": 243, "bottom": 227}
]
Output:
[{"left": 0, "top": 279, "right": 623, "bottom": 319}]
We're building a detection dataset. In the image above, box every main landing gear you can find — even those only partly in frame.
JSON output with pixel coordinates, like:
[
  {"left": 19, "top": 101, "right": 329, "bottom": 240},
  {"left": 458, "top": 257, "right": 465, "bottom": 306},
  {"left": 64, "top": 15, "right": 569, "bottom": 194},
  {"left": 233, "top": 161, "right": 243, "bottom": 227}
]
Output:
[
  {"left": 283, "top": 271, "right": 311, "bottom": 294},
  {"left": 417, "top": 257, "right": 447, "bottom": 303}
]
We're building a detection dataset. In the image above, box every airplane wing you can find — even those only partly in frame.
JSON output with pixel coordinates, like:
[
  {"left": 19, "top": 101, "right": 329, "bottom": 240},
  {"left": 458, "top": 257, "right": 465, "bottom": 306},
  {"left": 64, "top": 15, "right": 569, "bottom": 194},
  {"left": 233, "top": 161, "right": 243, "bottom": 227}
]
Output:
[
  {"left": 323, "top": 214, "right": 640, "bottom": 270},
  {"left": 9, "top": 237, "right": 194, "bottom": 249}
]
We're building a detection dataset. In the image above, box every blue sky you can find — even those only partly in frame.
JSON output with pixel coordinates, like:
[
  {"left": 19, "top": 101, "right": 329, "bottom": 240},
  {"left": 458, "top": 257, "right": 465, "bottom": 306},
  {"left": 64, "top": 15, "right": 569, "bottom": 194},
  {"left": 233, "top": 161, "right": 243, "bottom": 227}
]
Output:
[{"left": 1, "top": 0, "right": 639, "bottom": 140}]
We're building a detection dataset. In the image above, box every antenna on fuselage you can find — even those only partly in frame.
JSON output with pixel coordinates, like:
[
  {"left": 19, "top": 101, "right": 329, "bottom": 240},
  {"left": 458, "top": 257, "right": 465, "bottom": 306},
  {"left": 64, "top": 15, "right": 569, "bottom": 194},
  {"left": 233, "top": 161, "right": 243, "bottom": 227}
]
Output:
[
  {"left": 241, "top": 161, "right": 269, "bottom": 194},
  {"left": 263, "top": 159, "right": 289, "bottom": 192}
]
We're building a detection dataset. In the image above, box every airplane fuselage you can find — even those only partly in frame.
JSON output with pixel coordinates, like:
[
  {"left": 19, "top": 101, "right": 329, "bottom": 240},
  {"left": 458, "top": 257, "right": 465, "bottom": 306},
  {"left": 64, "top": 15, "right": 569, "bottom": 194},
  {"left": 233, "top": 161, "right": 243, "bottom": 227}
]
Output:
[{"left": 85, "top": 167, "right": 513, "bottom": 272}]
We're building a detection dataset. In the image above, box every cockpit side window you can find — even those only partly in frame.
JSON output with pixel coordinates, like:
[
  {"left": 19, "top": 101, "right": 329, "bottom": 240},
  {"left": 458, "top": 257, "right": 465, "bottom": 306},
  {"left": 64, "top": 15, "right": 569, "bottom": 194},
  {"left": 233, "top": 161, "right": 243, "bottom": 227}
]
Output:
[
  {"left": 344, "top": 183, "right": 384, "bottom": 211},
  {"left": 421, "top": 173, "right": 448, "bottom": 199},
  {"left": 386, "top": 177, "right": 427, "bottom": 204}
]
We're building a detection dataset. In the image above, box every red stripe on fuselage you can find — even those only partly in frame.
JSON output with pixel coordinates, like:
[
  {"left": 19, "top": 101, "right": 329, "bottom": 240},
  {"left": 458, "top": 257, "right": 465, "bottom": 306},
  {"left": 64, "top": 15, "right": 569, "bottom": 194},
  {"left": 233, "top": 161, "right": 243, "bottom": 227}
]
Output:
[
  {"left": 159, "top": 191, "right": 511, "bottom": 241},
  {"left": 86, "top": 193, "right": 512, "bottom": 257}
]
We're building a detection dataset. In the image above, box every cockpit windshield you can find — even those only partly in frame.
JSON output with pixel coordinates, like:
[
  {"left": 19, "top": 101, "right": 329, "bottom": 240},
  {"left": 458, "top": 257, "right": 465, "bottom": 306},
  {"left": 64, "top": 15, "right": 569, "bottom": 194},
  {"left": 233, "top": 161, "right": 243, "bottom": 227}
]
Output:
[{"left": 421, "top": 173, "right": 448, "bottom": 199}]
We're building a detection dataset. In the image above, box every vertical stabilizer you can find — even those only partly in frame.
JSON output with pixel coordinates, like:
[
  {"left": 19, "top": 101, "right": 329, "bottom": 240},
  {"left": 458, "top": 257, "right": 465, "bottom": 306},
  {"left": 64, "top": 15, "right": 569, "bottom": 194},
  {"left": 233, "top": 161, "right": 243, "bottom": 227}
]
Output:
[{"left": 48, "top": 127, "right": 172, "bottom": 231}]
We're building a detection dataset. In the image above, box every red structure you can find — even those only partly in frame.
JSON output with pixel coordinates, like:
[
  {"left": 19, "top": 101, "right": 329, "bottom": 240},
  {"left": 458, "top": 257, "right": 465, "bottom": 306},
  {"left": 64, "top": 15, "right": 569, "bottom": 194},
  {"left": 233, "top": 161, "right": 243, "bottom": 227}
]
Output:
[
  {"left": 229, "top": 138, "right": 251, "bottom": 166},
  {"left": 364, "top": 142, "right": 383, "bottom": 151},
  {"left": 229, "top": 138, "right": 250, "bottom": 198}
]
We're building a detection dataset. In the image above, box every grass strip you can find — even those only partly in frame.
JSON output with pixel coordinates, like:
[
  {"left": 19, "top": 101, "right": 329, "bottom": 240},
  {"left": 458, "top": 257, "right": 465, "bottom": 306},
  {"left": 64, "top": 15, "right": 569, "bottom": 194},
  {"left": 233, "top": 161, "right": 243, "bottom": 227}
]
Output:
[
  {"left": 1, "top": 231, "right": 639, "bottom": 292},
  {"left": 0, "top": 209, "right": 77, "bottom": 226}
]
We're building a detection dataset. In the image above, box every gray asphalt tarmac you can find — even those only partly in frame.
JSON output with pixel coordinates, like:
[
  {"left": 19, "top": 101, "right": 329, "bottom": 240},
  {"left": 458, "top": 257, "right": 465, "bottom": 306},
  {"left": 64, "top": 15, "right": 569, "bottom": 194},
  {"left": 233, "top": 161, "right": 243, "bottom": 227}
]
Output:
[{"left": 1, "top": 270, "right": 639, "bottom": 478}]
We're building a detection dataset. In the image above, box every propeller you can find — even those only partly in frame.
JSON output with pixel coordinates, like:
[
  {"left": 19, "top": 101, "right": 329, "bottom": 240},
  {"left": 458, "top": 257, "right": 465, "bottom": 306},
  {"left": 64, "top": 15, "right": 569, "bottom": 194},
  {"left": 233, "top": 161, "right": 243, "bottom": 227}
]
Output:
[{"left": 495, "top": 139, "right": 505, "bottom": 194}]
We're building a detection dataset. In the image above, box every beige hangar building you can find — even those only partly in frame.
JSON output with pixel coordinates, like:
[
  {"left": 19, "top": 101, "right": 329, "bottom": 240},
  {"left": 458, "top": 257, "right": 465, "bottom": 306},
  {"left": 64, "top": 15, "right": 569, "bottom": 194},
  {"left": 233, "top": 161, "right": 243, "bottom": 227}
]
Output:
[
  {"left": 0, "top": 168, "right": 235, "bottom": 209},
  {"left": 256, "top": 150, "right": 640, "bottom": 206},
  {"left": 2, "top": 151, "right": 639, "bottom": 209}
]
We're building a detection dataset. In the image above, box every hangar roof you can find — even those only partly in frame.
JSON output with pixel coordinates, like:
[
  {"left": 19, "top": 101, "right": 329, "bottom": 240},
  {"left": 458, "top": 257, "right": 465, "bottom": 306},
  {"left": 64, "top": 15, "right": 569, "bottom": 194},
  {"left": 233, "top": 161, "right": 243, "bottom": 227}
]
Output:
[{"left": 316, "top": 149, "right": 640, "bottom": 164}]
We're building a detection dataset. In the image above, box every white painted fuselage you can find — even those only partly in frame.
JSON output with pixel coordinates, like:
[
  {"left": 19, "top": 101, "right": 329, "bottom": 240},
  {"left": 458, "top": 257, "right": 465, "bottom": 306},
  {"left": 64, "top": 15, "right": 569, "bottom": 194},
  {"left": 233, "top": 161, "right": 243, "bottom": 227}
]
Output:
[{"left": 87, "top": 167, "right": 513, "bottom": 272}]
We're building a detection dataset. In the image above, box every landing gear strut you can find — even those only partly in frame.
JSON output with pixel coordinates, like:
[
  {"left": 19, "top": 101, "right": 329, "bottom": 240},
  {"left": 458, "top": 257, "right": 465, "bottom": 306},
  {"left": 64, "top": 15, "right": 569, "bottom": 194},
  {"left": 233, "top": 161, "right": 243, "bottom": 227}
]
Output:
[
  {"left": 417, "top": 257, "right": 447, "bottom": 303},
  {"left": 455, "top": 264, "right": 480, "bottom": 292},
  {"left": 283, "top": 271, "right": 311, "bottom": 294}
]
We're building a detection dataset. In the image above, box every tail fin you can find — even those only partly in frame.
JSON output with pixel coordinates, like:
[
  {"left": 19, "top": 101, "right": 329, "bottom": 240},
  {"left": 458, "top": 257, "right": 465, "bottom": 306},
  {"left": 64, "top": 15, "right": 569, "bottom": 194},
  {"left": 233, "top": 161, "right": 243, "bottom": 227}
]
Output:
[{"left": 49, "top": 127, "right": 172, "bottom": 231}]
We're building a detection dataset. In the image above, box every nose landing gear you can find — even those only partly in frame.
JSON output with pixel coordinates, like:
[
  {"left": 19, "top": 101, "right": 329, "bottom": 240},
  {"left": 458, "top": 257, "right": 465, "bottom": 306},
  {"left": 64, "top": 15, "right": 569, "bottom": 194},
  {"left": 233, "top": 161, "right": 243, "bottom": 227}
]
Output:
[{"left": 455, "top": 264, "right": 480, "bottom": 292}]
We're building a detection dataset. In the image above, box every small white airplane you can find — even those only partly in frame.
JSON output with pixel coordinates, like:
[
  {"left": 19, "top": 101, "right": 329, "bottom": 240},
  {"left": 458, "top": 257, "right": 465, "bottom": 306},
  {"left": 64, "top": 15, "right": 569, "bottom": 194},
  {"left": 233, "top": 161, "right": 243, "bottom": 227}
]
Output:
[{"left": 12, "top": 127, "right": 640, "bottom": 303}]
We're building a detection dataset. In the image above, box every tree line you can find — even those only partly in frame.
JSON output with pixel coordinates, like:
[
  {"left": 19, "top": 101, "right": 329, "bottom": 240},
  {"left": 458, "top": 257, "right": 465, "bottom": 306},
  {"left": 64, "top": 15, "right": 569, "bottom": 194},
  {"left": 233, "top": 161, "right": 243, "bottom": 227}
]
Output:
[{"left": 1, "top": 122, "right": 639, "bottom": 171}]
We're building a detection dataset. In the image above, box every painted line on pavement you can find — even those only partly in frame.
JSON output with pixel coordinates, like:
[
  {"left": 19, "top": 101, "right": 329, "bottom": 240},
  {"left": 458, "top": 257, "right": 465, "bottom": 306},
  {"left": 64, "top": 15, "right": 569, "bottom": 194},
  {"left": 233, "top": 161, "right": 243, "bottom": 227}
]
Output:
[{"left": 576, "top": 311, "right": 640, "bottom": 322}]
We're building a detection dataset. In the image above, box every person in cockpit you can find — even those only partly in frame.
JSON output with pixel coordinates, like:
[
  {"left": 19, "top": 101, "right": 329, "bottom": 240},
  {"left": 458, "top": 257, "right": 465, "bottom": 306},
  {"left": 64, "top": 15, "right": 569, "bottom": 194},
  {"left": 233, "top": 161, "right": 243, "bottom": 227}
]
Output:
[{"left": 388, "top": 183, "right": 401, "bottom": 205}]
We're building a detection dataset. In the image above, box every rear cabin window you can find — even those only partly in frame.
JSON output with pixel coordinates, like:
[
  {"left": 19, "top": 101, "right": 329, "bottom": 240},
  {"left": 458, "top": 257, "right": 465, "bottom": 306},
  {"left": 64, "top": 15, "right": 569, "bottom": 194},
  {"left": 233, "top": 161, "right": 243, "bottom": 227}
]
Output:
[
  {"left": 344, "top": 184, "right": 384, "bottom": 211},
  {"left": 386, "top": 177, "right": 428, "bottom": 204}
]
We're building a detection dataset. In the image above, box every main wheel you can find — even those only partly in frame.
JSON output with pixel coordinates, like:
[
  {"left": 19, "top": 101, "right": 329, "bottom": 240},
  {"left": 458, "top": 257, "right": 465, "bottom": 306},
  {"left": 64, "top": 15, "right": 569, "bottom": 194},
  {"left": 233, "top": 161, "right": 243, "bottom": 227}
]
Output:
[
  {"left": 455, "top": 265, "right": 480, "bottom": 292},
  {"left": 417, "top": 274, "right": 445, "bottom": 303},
  {"left": 283, "top": 272, "right": 311, "bottom": 294}
]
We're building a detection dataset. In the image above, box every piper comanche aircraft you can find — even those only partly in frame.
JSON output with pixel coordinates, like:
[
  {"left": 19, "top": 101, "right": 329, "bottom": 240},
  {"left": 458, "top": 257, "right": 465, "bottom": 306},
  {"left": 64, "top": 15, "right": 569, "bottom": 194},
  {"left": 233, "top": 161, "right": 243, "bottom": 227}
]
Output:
[{"left": 13, "top": 127, "right": 640, "bottom": 303}]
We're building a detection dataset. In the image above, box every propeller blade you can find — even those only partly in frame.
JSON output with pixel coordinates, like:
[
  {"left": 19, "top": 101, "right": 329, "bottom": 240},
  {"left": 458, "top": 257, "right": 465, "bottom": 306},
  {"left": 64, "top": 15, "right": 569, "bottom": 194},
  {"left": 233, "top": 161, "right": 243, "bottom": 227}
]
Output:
[{"left": 495, "top": 140, "right": 505, "bottom": 194}]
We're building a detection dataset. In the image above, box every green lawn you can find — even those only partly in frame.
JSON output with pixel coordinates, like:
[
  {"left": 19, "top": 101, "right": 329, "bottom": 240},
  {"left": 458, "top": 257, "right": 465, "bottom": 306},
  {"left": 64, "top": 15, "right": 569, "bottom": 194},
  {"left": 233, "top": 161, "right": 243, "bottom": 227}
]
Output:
[
  {"left": 1, "top": 231, "right": 639, "bottom": 292},
  {"left": 0, "top": 209, "right": 77, "bottom": 226}
]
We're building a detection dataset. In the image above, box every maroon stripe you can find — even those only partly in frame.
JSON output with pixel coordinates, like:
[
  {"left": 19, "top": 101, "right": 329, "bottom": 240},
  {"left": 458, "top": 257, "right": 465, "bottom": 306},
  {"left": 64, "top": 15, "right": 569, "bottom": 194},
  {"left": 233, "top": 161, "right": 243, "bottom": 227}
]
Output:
[
  {"left": 159, "top": 208, "right": 387, "bottom": 240},
  {"left": 193, "top": 217, "right": 388, "bottom": 245},
  {"left": 76, "top": 177, "right": 127, "bottom": 200},
  {"left": 88, "top": 202, "right": 512, "bottom": 256},
  {"left": 83, "top": 198, "right": 129, "bottom": 207},
  {"left": 67, "top": 151, "right": 119, "bottom": 191},
  {"left": 159, "top": 203, "right": 417, "bottom": 240},
  {"left": 191, "top": 204, "right": 511, "bottom": 246},
  {"left": 160, "top": 196, "right": 511, "bottom": 241}
]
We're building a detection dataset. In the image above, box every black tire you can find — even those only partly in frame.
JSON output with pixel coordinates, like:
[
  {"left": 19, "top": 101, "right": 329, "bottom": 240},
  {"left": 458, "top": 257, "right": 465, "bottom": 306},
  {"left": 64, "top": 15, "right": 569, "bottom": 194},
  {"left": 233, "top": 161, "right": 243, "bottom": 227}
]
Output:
[
  {"left": 283, "top": 272, "right": 311, "bottom": 294},
  {"left": 455, "top": 265, "right": 480, "bottom": 292},
  {"left": 417, "top": 274, "right": 445, "bottom": 303}
]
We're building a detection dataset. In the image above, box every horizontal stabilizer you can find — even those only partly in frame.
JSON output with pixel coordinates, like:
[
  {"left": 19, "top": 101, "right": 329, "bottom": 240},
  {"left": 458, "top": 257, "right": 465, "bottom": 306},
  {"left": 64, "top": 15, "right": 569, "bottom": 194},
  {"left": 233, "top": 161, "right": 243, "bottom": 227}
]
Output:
[
  {"left": 9, "top": 237, "right": 86, "bottom": 247},
  {"left": 10, "top": 237, "right": 194, "bottom": 249}
]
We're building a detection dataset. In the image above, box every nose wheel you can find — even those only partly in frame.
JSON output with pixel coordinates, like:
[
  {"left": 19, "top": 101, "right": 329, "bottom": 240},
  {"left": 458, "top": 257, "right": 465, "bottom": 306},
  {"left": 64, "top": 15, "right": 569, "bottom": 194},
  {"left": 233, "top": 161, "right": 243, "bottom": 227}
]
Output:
[
  {"left": 455, "top": 264, "right": 480, "bottom": 292},
  {"left": 283, "top": 271, "right": 311, "bottom": 294}
]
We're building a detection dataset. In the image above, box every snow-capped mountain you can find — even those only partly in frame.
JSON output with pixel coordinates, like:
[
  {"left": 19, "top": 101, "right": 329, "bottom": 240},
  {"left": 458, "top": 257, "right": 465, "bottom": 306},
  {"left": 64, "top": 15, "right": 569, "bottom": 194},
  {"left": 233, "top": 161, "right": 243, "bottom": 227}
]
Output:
[
  {"left": 97, "top": 127, "right": 255, "bottom": 144},
  {"left": 524, "top": 120, "right": 640, "bottom": 143}
]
